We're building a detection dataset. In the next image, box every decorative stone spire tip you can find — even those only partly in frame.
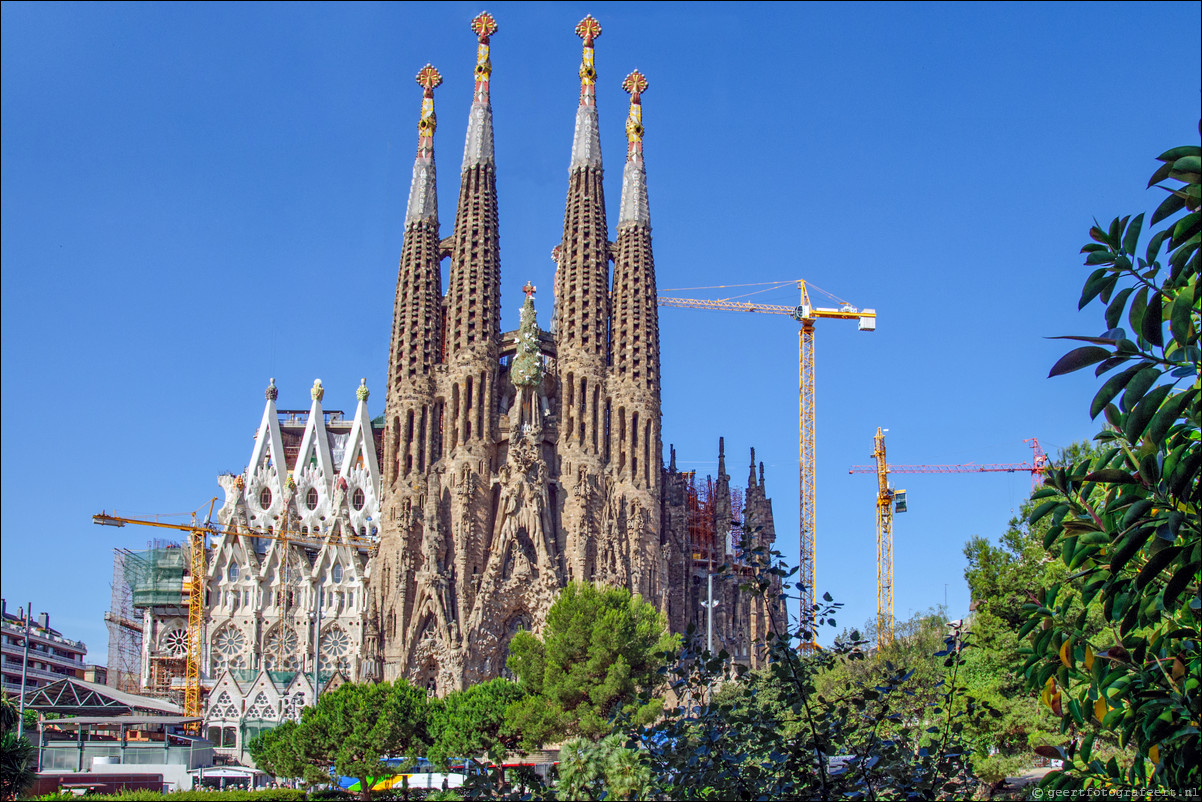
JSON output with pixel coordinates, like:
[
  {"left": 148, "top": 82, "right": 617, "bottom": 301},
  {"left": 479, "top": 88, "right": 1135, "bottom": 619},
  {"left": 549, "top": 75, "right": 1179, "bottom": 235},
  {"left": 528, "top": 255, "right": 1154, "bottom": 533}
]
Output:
[
  {"left": 622, "top": 70, "right": 648, "bottom": 154},
  {"left": 472, "top": 12, "right": 497, "bottom": 86},
  {"left": 311, "top": 379, "right": 324, "bottom": 402},
  {"left": 356, "top": 378, "right": 370, "bottom": 402},
  {"left": 576, "top": 15, "right": 601, "bottom": 101},
  {"left": 265, "top": 378, "right": 278, "bottom": 401}
]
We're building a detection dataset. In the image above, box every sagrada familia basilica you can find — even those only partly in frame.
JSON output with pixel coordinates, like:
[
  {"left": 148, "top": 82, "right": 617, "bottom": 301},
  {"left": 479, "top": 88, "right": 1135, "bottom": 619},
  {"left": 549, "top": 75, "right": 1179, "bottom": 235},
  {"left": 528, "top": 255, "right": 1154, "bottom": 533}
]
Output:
[{"left": 119, "top": 13, "right": 781, "bottom": 759}]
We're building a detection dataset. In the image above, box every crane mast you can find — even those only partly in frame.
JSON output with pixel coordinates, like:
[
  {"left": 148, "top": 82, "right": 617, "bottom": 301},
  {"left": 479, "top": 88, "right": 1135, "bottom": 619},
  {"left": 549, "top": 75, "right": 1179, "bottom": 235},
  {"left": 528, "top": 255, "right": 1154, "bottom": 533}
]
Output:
[
  {"left": 873, "top": 428, "right": 896, "bottom": 646},
  {"left": 660, "top": 280, "right": 875, "bottom": 650}
]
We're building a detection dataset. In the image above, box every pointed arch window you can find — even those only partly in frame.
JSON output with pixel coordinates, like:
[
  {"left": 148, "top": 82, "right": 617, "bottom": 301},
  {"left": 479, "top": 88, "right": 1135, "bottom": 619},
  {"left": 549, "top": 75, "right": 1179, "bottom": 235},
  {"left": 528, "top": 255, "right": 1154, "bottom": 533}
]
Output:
[
  {"left": 227, "top": 564, "right": 239, "bottom": 583},
  {"left": 331, "top": 563, "right": 343, "bottom": 584}
]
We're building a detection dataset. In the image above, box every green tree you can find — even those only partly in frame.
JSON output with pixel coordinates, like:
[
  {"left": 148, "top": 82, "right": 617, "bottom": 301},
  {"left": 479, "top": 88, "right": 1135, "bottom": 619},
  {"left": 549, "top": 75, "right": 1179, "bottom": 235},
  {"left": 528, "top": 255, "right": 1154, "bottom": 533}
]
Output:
[
  {"left": 0, "top": 697, "right": 34, "bottom": 802},
  {"left": 252, "top": 680, "right": 430, "bottom": 801},
  {"left": 625, "top": 544, "right": 984, "bottom": 801},
  {"left": 557, "top": 734, "right": 654, "bottom": 801},
  {"left": 1023, "top": 133, "right": 1199, "bottom": 792},
  {"left": 426, "top": 678, "right": 527, "bottom": 766},
  {"left": 503, "top": 582, "right": 678, "bottom": 749},
  {"left": 247, "top": 720, "right": 310, "bottom": 785}
]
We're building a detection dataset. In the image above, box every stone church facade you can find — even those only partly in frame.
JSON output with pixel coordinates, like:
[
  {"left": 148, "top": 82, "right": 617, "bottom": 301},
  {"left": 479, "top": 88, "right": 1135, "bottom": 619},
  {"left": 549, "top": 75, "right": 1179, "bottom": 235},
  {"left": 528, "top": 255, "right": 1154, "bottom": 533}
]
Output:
[
  {"left": 123, "top": 17, "right": 781, "bottom": 750},
  {"left": 369, "top": 13, "right": 782, "bottom": 693}
]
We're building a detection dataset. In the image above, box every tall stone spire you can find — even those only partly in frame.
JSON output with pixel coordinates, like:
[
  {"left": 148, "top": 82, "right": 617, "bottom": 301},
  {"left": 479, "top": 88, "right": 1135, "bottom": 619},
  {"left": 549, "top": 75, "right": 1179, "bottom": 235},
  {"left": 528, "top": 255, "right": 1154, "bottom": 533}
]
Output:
[
  {"left": 444, "top": 11, "right": 501, "bottom": 454},
  {"left": 386, "top": 64, "right": 446, "bottom": 486},
  {"left": 607, "top": 70, "right": 664, "bottom": 601},
  {"left": 377, "top": 63, "right": 448, "bottom": 684},
  {"left": 555, "top": 15, "right": 612, "bottom": 583},
  {"left": 609, "top": 71, "right": 661, "bottom": 490}
]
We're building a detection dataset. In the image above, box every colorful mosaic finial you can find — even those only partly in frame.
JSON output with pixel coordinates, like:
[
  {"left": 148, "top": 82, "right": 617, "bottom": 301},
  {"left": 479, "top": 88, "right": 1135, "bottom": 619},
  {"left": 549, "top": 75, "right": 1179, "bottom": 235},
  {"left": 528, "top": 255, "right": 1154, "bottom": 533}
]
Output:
[
  {"left": 576, "top": 15, "right": 601, "bottom": 104},
  {"left": 265, "top": 377, "right": 278, "bottom": 401},
  {"left": 415, "top": 64, "right": 442, "bottom": 142},
  {"left": 522, "top": 281, "right": 537, "bottom": 298},
  {"left": 472, "top": 12, "right": 497, "bottom": 90},
  {"left": 311, "top": 378, "right": 324, "bottom": 402},
  {"left": 356, "top": 378, "right": 370, "bottom": 402},
  {"left": 622, "top": 70, "right": 648, "bottom": 155}
]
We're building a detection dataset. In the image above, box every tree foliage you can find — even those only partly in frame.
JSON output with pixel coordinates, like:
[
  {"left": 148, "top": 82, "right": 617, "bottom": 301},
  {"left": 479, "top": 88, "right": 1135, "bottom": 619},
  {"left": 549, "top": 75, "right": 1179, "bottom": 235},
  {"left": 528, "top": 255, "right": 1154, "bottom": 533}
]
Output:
[
  {"left": 1023, "top": 133, "right": 1200, "bottom": 792},
  {"left": 427, "top": 678, "right": 527, "bottom": 766},
  {"left": 504, "top": 582, "right": 678, "bottom": 749},
  {"left": 618, "top": 545, "right": 985, "bottom": 800},
  {"left": 249, "top": 680, "right": 430, "bottom": 801},
  {"left": 0, "top": 697, "right": 35, "bottom": 802}
]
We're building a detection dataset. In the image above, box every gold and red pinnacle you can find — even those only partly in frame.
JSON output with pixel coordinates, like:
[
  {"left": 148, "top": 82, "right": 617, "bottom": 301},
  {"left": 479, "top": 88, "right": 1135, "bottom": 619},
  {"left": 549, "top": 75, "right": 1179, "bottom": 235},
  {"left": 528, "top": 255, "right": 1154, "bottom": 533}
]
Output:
[
  {"left": 472, "top": 12, "right": 497, "bottom": 88},
  {"left": 415, "top": 64, "right": 441, "bottom": 140},
  {"left": 575, "top": 14, "right": 601, "bottom": 44},
  {"left": 623, "top": 70, "right": 647, "bottom": 152},
  {"left": 416, "top": 64, "right": 443, "bottom": 94},
  {"left": 471, "top": 11, "right": 498, "bottom": 40},
  {"left": 622, "top": 70, "right": 648, "bottom": 98}
]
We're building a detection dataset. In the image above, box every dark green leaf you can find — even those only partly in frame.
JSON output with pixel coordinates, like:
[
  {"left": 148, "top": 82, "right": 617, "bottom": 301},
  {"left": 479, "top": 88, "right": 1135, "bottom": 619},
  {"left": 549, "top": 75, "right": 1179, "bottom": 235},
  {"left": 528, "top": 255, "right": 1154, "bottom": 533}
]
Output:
[
  {"left": 1170, "top": 284, "right": 1196, "bottom": 346},
  {"left": 1156, "top": 145, "right": 1201, "bottom": 162},
  {"left": 1105, "top": 287, "right": 1135, "bottom": 330},
  {"left": 1151, "top": 191, "right": 1186, "bottom": 226},
  {"left": 1145, "top": 389, "right": 1197, "bottom": 445},
  {"left": 1110, "top": 528, "right": 1152, "bottom": 574},
  {"left": 1146, "top": 229, "right": 1170, "bottom": 264},
  {"left": 1163, "top": 561, "right": 1200, "bottom": 608},
  {"left": 1121, "top": 499, "right": 1155, "bottom": 530},
  {"left": 1049, "top": 347, "right": 1110, "bottom": 377},
  {"left": 1119, "top": 367, "right": 1162, "bottom": 413},
  {"left": 1128, "top": 286, "right": 1149, "bottom": 340},
  {"left": 1123, "top": 384, "right": 1172, "bottom": 443},
  {"left": 1136, "top": 546, "right": 1181, "bottom": 590},
  {"left": 1091, "top": 364, "right": 1144, "bottom": 418},
  {"left": 1140, "top": 292, "right": 1164, "bottom": 347},
  {"left": 1148, "top": 159, "right": 1174, "bottom": 188},
  {"left": 1083, "top": 469, "right": 1137, "bottom": 484},
  {"left": 1079, "top": 267, "right": 1113, "bottom": 303},
  {"left": 1121, "top": 213, "right": 1145, "bottom": 254}
]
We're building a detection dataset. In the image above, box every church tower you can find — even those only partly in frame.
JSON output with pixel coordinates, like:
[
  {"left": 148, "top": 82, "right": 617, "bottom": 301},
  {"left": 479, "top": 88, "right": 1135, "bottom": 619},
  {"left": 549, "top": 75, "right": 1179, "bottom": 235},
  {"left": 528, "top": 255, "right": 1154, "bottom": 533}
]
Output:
[
  {"left": 607, "top": 70, "right": 665, "bottom": 604},
  {"left": 376, "top": 62, "right": 448, "bottom": 682},
  {"left": 554, "top": 16, "right": 614, "bottom": 585},
  {"left": 368, "top": 13, "right": 779, "bottom": 690}
]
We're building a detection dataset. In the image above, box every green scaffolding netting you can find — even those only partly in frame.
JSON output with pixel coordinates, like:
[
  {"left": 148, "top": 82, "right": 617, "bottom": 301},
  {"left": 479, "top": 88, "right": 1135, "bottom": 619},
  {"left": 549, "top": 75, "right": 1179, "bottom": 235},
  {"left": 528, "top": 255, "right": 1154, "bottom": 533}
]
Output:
[{"left": 124, "top": 545, "right": 185, "bottom": 608}]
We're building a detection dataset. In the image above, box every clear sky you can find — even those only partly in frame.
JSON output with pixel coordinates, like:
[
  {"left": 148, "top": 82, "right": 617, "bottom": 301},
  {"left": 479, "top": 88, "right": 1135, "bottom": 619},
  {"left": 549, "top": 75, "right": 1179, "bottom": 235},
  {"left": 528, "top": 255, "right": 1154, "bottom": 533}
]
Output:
[{"left": 3, "top": 1, "right": 1199, "bottom": 658}]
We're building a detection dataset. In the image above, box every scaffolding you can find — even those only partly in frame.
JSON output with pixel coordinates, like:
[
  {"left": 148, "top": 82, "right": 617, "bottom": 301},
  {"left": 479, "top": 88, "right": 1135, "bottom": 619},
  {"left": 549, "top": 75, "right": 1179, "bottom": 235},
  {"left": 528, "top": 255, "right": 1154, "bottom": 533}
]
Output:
[
  {"left": 104, "top": 549, "right": 143, "bottom": 694},
  {"left": 112, "top": 540, "right": 187, "bottom": 703}
]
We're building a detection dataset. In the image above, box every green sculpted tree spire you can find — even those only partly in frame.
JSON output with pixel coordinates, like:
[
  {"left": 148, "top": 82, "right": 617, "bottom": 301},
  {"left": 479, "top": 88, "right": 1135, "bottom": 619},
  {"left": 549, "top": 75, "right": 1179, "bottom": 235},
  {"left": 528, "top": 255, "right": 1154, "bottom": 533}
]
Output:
[{"left": 512, "top": 282, "right": 543, "bottom": 389}]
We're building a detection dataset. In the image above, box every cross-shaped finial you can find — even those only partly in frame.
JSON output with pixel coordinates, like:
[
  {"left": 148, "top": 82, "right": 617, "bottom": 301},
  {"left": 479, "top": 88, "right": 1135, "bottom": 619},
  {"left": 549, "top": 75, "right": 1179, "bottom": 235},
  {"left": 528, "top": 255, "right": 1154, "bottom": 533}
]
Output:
[
  {"left": 416, "top": 64, "right": 443, "bottom": 92},
  {"left": 522, "top": 281, "right": 537, "bottom": 298},
  {"left": 622, "top": 70, "right": 648, "bottom": 97},
  {"left": 575, "top": 15, "right": 602, "bottom": 44},
  {"left": 472, "top": 11, "right": 498, "bottom": 40}
]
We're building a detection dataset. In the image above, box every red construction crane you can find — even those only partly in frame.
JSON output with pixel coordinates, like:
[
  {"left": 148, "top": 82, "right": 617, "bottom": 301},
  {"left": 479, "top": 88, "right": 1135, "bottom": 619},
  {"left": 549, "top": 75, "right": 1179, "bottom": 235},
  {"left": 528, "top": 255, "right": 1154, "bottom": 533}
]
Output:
[
  {"left": 850, "top": 436, "right": 1047, "bottom": 646},
  {"left": 849, "top": 438, "right": 1048, "bottom": 485}
]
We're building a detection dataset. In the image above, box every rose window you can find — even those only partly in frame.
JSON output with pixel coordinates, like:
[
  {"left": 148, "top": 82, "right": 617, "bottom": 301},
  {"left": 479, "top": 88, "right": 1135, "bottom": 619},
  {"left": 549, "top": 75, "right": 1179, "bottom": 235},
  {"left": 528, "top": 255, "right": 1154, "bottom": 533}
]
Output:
[
  {"left": 320, "top": 627, "right": 352, "bottom": 674},
  {"left": 264, "top": 627, "right": 299, "bottom": 671},
  {"left": 160, "top": 627, "right": 188, "bottom": 658},
  {"left": 211, "top": 626, "right": 247, "bottom": 674}
]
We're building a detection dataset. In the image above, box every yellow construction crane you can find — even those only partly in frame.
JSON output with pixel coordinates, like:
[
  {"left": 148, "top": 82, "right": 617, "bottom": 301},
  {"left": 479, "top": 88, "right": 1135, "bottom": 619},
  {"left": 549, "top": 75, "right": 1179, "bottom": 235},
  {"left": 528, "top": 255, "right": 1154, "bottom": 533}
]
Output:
[
  {"left": 93, "top": 501, "right": 375, "bottom": 729},
  {"left": 659, "top": 280, "right": 876, "bottom": 648},
  {"left": 870, "top": 427, "right": 905, "bottom": 646}
]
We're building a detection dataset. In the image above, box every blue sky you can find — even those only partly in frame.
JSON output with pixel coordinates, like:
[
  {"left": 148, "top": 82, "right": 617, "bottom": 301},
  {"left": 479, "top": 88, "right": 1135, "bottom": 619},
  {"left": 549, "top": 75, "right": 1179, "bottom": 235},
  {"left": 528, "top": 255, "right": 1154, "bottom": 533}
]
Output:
[{"left": 3, "top": 1, "right": 1199, "bottom": 657}]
